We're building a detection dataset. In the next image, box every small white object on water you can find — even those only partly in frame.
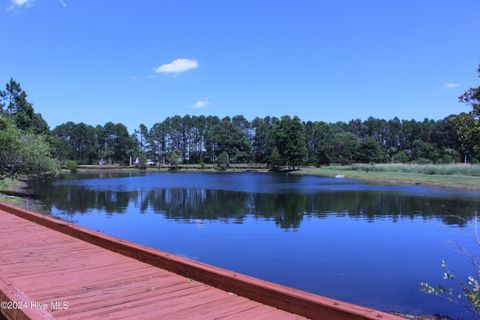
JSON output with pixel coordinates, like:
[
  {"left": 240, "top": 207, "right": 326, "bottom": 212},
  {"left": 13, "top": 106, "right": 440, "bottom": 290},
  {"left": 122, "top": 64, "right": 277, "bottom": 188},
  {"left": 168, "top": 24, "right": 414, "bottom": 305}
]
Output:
[{"left": 335, "top": 175, "right": 345, "bottom": 179}]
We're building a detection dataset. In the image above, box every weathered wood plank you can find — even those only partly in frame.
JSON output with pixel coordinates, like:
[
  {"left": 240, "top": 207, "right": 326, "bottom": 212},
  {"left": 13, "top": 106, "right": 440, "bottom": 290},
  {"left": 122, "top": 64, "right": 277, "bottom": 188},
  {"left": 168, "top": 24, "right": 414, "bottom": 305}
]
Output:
[{"left": 0, "top": 276, "right": 53, "bottom": 320}]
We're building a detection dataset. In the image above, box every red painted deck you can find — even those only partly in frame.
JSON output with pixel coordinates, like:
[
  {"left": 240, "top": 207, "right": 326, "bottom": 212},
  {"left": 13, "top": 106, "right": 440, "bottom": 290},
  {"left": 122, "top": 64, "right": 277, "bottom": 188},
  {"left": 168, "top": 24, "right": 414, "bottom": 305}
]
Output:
[{"left": 0, "top": 203, "right": 404, "bottom": 320}]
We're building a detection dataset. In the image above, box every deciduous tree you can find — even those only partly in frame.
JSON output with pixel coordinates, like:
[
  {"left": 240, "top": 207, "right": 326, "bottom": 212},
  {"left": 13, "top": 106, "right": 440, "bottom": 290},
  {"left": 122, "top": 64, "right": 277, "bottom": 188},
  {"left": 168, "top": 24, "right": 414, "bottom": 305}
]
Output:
[{"left": 0, "top": 115, "right": 58, "bottom": 180}]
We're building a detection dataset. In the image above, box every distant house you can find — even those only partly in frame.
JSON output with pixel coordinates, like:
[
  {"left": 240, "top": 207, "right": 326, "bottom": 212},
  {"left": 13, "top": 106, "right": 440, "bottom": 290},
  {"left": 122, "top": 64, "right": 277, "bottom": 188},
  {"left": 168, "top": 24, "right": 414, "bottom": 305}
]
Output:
[{"left": 133, "top": 158, "right": 157, "bottom": 166}]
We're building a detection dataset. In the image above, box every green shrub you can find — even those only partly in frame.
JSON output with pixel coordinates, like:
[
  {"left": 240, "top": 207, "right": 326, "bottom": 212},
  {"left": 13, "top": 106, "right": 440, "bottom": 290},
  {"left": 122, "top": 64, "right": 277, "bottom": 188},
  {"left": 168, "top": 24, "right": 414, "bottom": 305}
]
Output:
[
  {"left": 65, "top": 160, "right": 78, "bottom": 171},
  {"left": 392, "top": 151, "right": 410, "bottom": 163},
  {"left": 438, "top": 148, "right": 460, "bottom": 164},
  {"left": 415, "top": 158, "right": 433, "bottom": 165},
  {"left": 137, "top": 153, "right": 147, "bottom": 170},
  {"left": 217, "top": 151, "right": 229, "bottom": 169},
  {"left": 168, "top": 151, "right": 181, "bottom": 169}
]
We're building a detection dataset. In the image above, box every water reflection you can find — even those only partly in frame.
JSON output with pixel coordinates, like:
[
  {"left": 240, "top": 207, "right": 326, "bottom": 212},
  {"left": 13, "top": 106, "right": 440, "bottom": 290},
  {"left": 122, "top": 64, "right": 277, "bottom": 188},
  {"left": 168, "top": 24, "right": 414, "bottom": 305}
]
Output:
[{"left": 33, "top": 172, "right": 480, "bottom": 229}]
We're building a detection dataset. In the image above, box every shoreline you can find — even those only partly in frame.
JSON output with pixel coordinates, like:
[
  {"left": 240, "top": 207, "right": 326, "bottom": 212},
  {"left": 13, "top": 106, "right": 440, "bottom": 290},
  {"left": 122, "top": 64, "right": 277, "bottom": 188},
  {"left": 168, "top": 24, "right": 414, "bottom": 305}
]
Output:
[
  {"left": 77, "top": 167, "right": 272, "bottom": 174},
  {"left": 0, "top": 178, "right": 50, "bottom": 214},
  {"left": 76, "top": 165, "right": 480, "bottom": 191},
  {"left": 297, "top": 167, "right": 480, "bottom": 191}
]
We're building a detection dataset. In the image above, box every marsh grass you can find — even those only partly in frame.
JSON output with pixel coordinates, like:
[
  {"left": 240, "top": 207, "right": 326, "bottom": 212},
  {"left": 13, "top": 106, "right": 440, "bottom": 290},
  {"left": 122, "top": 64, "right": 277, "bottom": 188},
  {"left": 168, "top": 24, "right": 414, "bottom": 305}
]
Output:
[
  {"left": 346, "top": 163, "right": 480, "bottom": 177},
  {"left": 300, "top": 165, "right": 480, "bottom": 190}
]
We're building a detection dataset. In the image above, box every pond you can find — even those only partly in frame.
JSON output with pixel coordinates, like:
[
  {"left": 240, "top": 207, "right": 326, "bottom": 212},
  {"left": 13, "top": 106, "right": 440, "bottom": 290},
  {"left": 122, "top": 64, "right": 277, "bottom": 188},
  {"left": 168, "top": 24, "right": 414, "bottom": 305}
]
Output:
[{"left": 32, "top": 171, "right": 480, "bottom": 319}]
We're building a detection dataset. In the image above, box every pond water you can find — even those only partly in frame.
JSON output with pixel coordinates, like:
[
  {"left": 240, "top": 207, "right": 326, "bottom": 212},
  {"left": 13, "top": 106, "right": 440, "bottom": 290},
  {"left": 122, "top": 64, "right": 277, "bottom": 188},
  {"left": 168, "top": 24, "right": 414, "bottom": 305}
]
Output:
[{"left": 32, "top": 171, "right": 480, "bottom": 319}]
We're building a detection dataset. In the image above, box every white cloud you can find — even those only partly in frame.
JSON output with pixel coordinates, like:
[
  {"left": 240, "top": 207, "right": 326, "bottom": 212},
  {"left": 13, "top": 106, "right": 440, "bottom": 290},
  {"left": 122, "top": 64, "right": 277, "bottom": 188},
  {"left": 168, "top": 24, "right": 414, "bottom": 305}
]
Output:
[
  {"left": 8, "top": 0, "right": 66, "bottom": 11},
  {"left": 9, "top": 0, "right": 34, "bottom": 9},
  {"left": 444, "top": 83, "right": 459, "bottom": 88},
  {"left": 192, "top": 99, "right": 210, "bottom": 109},
  {"left": 12, "top": 0, "right": 33, "bottom": 6},
  {"left": 155, "top": 58, "right": 199, "bottom": 74}
]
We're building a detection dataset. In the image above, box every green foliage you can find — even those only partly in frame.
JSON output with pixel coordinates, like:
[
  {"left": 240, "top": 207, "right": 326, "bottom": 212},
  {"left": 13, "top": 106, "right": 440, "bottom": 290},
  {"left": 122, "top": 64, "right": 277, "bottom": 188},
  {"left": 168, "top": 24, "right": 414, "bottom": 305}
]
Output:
[
  {"left": 267, "top": 147, "right": 283, "bottom": 170},
  {"left": 135, "top": 123, "right": 149, "bottom": 153},
  {"left": 65, "top": 160, "right": 78, "bottom": 171},
  {"left": 49, "top": 110, "right": 480, "bottom": 168},
  {"left": 356, "top": 137, "right": 386, "bottom": 163},
  {"left": 137, "top": 153, "right": 147, "bottom": 170},
  {"left": 412, "top": 140, "right": 440, "bottom": 162},
  {"left": 252, "top": 116, "right": 276, "bottom": 163},
  {"left": 97, "top": 122, "right": 135, "bottom": 165},
  {"left": 450, "top": 113, "right": 480, "bottom": 163},
  {"left": 206, "top": 117, "right": 251, "bottom": 163},
  {"left": 392, "top": 150, "right": 411, "bottom": 163},
  {"left": 217, "top": 151, "right": 229, "bottom": 168},
  {"left": 311, "top": 122, "right": 333, "bottom": 165},
  {"left": 327, "top": 132, "right": 359, "bottom": 165},
  {"left": 459, "top": 64, "right": 480, "bottom": 117},
  {"left": 168, "top": 150, "right": 181, "bottom": 167},
  {"left": 0, "top": 115, "right": 58, "bottom": 180},
  {"left": 415, "top": 158, "right": 433, "bottom": 165},
  {"left": 53, "top": 122, "right": 98, "bottom": 164},
  {"left": 53, "top": 121, "right": 137, "bottom": 165},
  {"left": 273, "top": 116, "right": 308, "bottom": 170},
  {"left": 450, "top": 65, "right": 480, "bottom": 164},
  {"left": 0, "top": 79, "right": 48, "bottom": 134},
  {"left": 438, "top": 148, "right": 460, "bottom": 164}
]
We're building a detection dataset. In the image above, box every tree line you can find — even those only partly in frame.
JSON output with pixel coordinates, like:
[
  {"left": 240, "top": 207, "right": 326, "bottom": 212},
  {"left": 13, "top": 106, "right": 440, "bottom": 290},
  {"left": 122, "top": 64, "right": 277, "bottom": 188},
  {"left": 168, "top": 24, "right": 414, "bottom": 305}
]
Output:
[
  {"left": 52, "top": 113, "right": 478, "bottom": 168},
  {"left": 0, "top": 64, "right": 479, "bottom": 178}
]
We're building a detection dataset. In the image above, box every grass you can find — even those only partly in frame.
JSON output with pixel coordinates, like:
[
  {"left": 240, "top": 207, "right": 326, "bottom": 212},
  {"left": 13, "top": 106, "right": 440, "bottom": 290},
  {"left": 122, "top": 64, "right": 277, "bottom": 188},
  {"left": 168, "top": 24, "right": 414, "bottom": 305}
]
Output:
[
  {"left": 299, "top": 164, "right": 480, "bottom": 190},
  {"left": 0, "top": 178, "right": 26, "bottom": 206},
  {"left": 0, "top": 194, "right": 23, "bottom": 206},
  {"left": 346, "top": 163, "right": 480, "bottom": 176},
  {"left": 0, "top": 178, "right": 23, "bottom": 192},
  {"left": 0, "top": 178, "right": 49, "bottom": 212}
]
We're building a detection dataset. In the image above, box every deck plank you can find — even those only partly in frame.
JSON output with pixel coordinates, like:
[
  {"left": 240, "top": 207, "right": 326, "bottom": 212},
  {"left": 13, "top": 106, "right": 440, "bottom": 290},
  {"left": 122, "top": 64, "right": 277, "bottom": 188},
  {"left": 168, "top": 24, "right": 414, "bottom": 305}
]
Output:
[{"left": 0, "top": 210, "right": 308, "bottom": 320}]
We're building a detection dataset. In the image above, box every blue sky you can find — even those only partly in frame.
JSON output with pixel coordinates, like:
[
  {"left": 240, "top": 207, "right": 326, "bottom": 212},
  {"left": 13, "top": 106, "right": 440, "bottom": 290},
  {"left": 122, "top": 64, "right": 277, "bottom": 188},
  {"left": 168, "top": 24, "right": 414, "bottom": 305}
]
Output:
[{"left": 1, "top": 0, "right": 479, "bottom": 131}]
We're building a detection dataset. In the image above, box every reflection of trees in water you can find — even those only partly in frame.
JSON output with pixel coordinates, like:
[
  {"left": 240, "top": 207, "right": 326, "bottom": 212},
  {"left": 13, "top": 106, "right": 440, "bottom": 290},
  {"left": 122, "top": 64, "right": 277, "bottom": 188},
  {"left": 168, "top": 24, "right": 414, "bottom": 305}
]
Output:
[
  {"left": 34, "top": 183, "right": 480, "bottom": 229},
  {"left": 148, "top": 189, "right": 250, "bottom": 220},
  {"left": 34, "top": 185, "right": 133, "bottom": 215}
]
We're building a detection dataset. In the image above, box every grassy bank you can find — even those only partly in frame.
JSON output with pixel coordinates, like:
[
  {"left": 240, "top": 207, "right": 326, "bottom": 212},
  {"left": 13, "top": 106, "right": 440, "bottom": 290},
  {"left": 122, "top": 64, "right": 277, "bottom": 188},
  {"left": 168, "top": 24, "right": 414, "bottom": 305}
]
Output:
[
  {"left": 0, "top": 179, "right": 27, "bottom": 206},
  {"left": 346, "top": 163, "right": 480, "bottom": 176},
  {"left": 0, "top": 178, "right": 48, "bottom": 212},
  {"left": 299, "top": 164, "right": 480, "bottom": 190}
]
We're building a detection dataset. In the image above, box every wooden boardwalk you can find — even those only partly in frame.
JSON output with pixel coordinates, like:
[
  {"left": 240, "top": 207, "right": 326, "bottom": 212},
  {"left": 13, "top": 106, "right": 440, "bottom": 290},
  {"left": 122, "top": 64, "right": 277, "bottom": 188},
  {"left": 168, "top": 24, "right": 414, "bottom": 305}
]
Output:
[{"left": 0, "top": 203, "right": 403, "bottom": 320}]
